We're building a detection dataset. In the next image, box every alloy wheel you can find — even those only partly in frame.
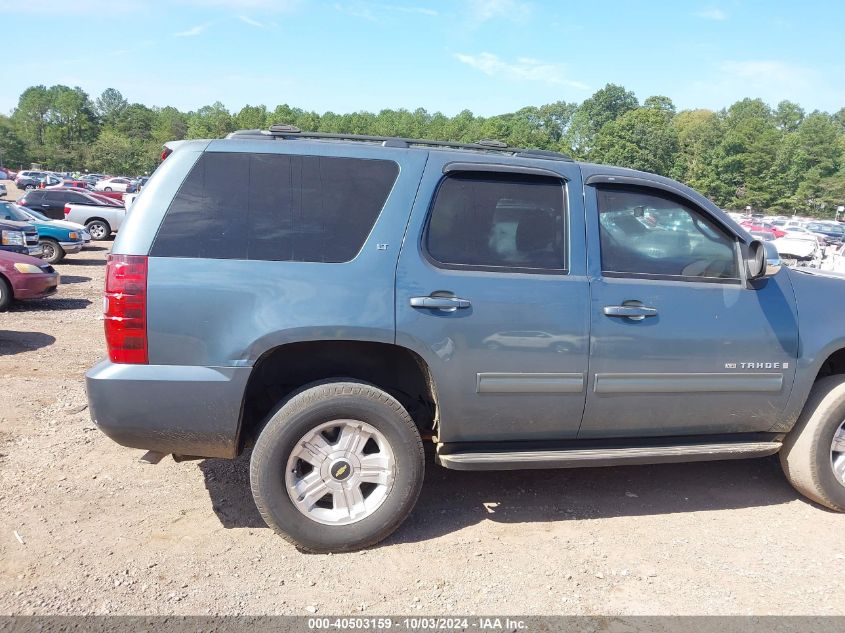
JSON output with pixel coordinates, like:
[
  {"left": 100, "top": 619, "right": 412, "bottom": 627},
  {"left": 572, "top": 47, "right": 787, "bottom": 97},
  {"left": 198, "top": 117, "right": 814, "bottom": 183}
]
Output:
[{"left": 285, "top": 419, "right": 396, "bottom": 526}]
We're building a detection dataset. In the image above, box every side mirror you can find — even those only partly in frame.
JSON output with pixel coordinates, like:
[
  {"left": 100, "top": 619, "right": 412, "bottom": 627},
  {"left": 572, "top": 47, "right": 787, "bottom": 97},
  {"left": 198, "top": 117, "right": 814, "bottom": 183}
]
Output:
[{"left": 747, "top": 239, "right": 782, "bottom": 280}]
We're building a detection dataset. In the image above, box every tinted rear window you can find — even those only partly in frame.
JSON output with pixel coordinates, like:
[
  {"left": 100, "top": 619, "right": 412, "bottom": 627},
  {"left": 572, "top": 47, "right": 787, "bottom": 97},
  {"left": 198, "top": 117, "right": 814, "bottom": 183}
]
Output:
[{"left": 151, "top": 152, "right": 399, "bottom": 262}]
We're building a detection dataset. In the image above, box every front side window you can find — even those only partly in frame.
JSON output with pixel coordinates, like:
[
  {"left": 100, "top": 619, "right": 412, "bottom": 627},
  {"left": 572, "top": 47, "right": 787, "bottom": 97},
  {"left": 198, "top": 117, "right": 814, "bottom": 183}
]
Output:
[
  {"left": 597, "top": 187, "right": 738, "bottom": 281},
  {"left": 425, "top": 173, "right": 566, "bottom": 272}
]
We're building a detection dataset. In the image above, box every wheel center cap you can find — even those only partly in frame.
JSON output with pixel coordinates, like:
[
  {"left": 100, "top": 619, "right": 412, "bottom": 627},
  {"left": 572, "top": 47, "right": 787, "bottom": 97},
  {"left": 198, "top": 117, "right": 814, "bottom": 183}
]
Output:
[{"left": 330, "top": 460, "right": 353, "bottom": 481}]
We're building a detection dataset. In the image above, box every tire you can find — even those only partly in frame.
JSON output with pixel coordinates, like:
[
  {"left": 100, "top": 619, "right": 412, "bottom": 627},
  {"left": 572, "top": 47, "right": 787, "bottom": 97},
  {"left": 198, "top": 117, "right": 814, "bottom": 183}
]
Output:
[
  {"left": 250, "top": 380, "right": 425, "bottom": 552},
  {"left": 0, "top": 276, "right": 11, "bottom": 311},
  {"left": 24, "top": 184, "right": 34, "bottom": 190},
  {"left": 780, "top": 375, "right": 845, "bottom": 511},
  {"left": 40, "top": 239, "right": 64, "bottom": 264},
  {"left": 86, "top": 220, "right": 110, "bottom": 241},
  {"left": 104, "top": 187, "right": 112, "bottom": 192}
]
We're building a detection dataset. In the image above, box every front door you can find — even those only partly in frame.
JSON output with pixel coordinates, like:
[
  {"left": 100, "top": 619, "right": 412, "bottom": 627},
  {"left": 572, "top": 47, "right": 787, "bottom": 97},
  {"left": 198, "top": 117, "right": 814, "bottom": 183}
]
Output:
[
  {"left": 580, "top": 183, "right": 800, "bottom": 438},
  {"left": 395, "top": 156, "right": 590, "bottom": 443}
]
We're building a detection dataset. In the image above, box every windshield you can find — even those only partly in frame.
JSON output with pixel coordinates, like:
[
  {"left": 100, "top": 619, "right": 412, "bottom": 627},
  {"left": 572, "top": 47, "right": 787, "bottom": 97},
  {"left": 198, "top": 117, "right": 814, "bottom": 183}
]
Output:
[
  {"left": 21, "top": 207, "right": 50, "bottom": 221},
  {"left": 0, "top": 201, "right": 33, "bottom": 222}
]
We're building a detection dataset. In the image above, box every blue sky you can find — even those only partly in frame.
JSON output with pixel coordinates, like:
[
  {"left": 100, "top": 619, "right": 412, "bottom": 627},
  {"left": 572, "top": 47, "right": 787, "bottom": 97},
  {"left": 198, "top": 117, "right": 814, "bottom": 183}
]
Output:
[{"left": 2, "top": 0, "right": 843, "bottom": 117}]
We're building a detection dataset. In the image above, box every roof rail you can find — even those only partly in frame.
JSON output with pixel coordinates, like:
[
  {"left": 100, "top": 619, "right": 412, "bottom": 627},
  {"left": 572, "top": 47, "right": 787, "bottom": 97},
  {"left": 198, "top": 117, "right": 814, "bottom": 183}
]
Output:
[{"left": 226, "top": 124, "right": 573, "bottom": 162}]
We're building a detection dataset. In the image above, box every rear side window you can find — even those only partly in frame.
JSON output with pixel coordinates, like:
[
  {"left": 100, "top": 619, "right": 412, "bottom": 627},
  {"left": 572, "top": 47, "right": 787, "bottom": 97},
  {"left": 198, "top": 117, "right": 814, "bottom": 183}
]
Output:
[
  {"left": 151, "top": 152, "right": 399, "bottom": 262},
  {"left": 45, "top": 191, "right": 69, "bottom": 203},
  {"left": 425, "top": 173, "right": 566, "bottom": 272}
]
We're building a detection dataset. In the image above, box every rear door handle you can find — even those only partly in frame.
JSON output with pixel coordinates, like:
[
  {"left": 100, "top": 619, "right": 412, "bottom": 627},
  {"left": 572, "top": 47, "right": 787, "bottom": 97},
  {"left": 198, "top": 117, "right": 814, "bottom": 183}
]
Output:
[
  {"left": 410, "top": 296, "right": 471, "bottom": 311},
  {"left": 603, "top": 305, "right": 658, "bottom": 320}
]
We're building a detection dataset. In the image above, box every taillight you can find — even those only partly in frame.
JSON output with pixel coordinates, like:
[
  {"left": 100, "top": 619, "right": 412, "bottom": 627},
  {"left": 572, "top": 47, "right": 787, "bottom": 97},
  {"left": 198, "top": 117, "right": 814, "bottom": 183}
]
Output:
[
  {"left": 64, "top": 204, "right": 71, "bottom": 215},
  {"left": 161, "top": 147, "right": 172, "bottom": 161},
  {"left": 104, "top": 255, "right": 148, "bottom": 364}
]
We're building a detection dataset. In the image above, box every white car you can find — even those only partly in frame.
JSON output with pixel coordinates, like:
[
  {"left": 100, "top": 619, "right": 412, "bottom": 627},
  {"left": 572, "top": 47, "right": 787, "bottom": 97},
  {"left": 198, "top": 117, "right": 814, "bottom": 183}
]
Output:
[{"left": 94, "top": 177, "right": 133, "bottom": 193}]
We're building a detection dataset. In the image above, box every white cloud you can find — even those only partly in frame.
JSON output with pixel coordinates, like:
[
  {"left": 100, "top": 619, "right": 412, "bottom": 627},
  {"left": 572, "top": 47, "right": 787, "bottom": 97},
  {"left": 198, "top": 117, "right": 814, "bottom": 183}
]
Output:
[
  {"left": 694, "top": 7, "right": 728, "bottom": 20},
  {"left": 174, "top": 22, "right": 212, "bottom": 36},
  {"left": 385, "top": 4, "right": 437, "bottom": 16},
  {"left": 334, "top": 2, "right": 378, "bottom": 21},
  {"left": 238, "top": 15, "right": 265, "bottom": 26},
  {"left": 184, "top": 0, "right": 299, "bottom": 8},
  {"left": 455, "top": 52, "right": 588, "bottom": 90},
  {"left": 467, "top": 0, "right": 532, "bottom": 22}
]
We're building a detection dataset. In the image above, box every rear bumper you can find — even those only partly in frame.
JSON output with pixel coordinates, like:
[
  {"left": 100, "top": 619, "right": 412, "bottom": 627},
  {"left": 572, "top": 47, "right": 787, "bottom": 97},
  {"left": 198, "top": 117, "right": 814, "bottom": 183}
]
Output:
[{"left": 85, "top": 360, "right": 251, "bottom": 458}]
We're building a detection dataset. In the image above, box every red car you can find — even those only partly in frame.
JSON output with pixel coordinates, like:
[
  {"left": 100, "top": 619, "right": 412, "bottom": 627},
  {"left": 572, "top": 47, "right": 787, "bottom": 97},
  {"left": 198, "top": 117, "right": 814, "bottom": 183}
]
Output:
[
  {"left": 740, "top": 221, "right": 786, "bottom": 238},
  {"left": 0, "top": 249, "right": 59, "bottom": 310}
]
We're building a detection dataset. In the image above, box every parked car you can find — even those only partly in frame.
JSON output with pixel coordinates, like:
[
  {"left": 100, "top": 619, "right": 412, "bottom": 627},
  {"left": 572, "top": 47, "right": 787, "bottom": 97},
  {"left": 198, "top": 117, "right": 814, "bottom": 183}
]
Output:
[
  {"left": 741, "top": 221, "right": 786, "bottom": 239},
  {"left": 17, "top": 206, "right": 90, "bottom": 244},
  {"left": 0, "top": 249, "right": 59, "bottom": 310},
  {"left": 15, "top": 177, "right": 42, "bottom": 190},
  {"left": 773, "top": 233, "right": 823, "bottom": 267},
  {"left": 86, "top": 127, "right": 845, "bottom": 553},
  {"left": 19, "top": 188, "right": 122, "bottom": 220},
  {"left": 0, "top": 215, "right": 42, "bottom": 258},
  {"left": 15, "top": 170, "right": 48, "bottom": 185},
  {"left": 94, "top": 177, "right": 135, "bottom": 193},
  {"left": 806, "top": 221, "right": 845, "bottom": 245},
  {"left": 91, "top": 190, "right": 126, "bottom": 203},
  {"left": 64, "top": 201, "right": 126, "bottom": 239},
  {"left": 0, "top": 202, "right": 86, "bottom": 264}
]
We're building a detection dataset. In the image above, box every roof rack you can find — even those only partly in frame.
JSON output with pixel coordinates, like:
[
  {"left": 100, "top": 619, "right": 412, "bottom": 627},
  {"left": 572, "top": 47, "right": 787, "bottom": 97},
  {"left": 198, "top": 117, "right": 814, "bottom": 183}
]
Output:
[{"left": 225, "top": 124, "right": 573, "bottom": 162}]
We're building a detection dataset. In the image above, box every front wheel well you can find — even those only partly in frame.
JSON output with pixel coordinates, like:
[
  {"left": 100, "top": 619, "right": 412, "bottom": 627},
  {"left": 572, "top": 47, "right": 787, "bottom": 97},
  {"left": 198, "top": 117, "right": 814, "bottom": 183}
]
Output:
[
  {"left": 236, "top": 341, "right": 438, "bottom": 453},
  {"left": 815, "top": 348, "right": 845, "bottom": 382}
]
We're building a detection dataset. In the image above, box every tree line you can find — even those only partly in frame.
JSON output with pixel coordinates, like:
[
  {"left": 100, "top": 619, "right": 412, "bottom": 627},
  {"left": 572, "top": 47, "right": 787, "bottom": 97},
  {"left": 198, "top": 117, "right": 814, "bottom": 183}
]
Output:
[{"left": 2, "top": 84, "right": 844, "bottom": 216}]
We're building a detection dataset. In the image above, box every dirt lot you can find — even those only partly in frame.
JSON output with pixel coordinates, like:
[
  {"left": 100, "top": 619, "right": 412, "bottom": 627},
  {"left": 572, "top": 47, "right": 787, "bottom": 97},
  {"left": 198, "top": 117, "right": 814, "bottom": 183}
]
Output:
[{"left": 0, "top": 190, "right": 844, "bottom": 615}]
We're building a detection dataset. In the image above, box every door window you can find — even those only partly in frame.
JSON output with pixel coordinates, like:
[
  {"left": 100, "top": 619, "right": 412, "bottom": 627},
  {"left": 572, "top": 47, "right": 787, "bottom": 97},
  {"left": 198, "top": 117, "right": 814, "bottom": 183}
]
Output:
[
  {"left": 597, "top": 187, "right": 738, "bottom": 281},
  {"left": 425, "top": 173, "right": 566, "bottom": 272}
]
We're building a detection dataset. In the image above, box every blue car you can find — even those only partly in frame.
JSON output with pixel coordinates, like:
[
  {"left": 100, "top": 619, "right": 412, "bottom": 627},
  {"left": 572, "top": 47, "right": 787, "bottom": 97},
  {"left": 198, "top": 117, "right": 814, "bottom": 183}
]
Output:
[{"left": 0, "top": 201, "right": 88, "bottom": 264}]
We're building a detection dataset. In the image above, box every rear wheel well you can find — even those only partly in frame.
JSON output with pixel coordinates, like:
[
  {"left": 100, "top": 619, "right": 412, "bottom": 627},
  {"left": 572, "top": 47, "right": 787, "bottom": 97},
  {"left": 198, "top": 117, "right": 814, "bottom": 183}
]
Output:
[
  {"left": 237, "top": 341, "right": 437, "bottom": 452},
  {"left": 815, "top": 348, "right": 845, "bottom": 382}
]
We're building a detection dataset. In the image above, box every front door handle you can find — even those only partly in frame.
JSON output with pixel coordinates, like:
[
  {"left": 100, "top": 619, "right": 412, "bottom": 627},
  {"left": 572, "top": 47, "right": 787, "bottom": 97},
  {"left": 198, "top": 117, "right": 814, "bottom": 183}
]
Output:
[
  {"left": 603, "top": 305, "right": 658, "bottom": 320},
  {"left": 410, "top": 296, "right": 471, "bottom": 311}
]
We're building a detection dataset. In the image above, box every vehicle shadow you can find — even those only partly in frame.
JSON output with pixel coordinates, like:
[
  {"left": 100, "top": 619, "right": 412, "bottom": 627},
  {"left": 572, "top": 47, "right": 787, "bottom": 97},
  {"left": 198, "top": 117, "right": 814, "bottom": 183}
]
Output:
[
  {"left": 62, "top": 258, "right": 105, "bottom": 267},
  {"left": 199, "top": 452, "right": 803, "bottom": 541},
  {"left": 83, "top": 246, "right": 110, "bottom": 252},
  {"left": 8, "top": 298, "right": 91, "bottom": 311},
  {"left": 57, "top": 275, "right": 91, "bottom": 284},
  {"left": 0, "top": 330, "right": 56, "bottom": 355}
]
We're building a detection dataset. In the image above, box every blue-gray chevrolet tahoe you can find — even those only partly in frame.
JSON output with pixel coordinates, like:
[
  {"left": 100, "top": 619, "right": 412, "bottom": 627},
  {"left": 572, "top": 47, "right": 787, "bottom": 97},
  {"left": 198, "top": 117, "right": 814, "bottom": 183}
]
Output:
[{"left": 85, "top": 125, "right": 845, "bottom": 552}]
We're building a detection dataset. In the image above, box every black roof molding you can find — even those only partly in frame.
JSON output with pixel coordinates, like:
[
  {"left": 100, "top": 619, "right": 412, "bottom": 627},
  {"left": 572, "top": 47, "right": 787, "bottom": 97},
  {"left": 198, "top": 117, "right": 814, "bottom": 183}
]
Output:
[{"left": 224, "top": 124, "right": 574, "bottom": 162}]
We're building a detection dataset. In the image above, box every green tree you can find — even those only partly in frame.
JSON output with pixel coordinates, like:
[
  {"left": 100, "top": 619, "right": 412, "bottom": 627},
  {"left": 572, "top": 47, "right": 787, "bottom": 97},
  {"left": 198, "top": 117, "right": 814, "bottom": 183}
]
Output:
[
  {"left": 95, "top": 88, "right": 129, "bottom": 127},
  {"left": 187, "top": 102, "right": 234, "bottom": 139},
  {"left": 0, "top": 115, "right": 28, "bottom": 169},
  {"left": 671, "top": 109, "right": 724, "bottom": 199},
  {"left": 774, "top": 100, "right": 804, "bottom": 133},
  {"left": 235, "top": 104, "right": 268, "bottom": 130},
  {"left": 592, "top": 107, "right": 677, "bottom": 175},
  {"left": 566, "top": 83, "right": 639, "bottom": 157},
  {"left": 713, "top": 99, "right": 780, "bottom": 209}
]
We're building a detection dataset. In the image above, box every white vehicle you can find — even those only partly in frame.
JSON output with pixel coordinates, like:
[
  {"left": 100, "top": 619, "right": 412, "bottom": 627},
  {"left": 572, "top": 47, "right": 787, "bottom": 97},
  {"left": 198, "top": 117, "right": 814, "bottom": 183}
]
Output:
[
  {"left": 64, "top": 202, "right": 127, "bottom": 240},
  {"left": 123, "top": 192, "right": 140, "bottom": 210},
  {"left": 773, "top": 234, "right": 822, "bottom": 267},
  {"left": 94, "top": 177, "right": 133, "bottom": 193}
]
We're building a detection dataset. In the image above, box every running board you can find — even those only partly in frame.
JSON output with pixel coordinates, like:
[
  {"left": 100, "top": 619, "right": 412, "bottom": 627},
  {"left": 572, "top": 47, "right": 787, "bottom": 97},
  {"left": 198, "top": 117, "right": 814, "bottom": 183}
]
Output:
[{"left": 435, "top": 441, "right": 782, "bottom": 471}]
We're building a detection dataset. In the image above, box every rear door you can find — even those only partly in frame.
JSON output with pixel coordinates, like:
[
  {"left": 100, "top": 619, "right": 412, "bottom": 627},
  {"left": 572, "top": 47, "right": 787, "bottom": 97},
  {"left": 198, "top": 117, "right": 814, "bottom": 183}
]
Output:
[
  {"left": 43, "top": 191, "right": 72, "bottom": 220},
  {"left": 395, "top": 154, "right": 590, "bottom": 443},
  {"left": 580, "top": 178, "right": 800, "bottom": 438}
]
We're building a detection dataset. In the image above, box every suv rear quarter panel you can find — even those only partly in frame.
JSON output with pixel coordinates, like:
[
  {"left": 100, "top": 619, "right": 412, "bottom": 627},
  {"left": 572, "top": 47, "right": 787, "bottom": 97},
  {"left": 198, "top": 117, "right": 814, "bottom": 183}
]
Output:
[{"left": 137, "top": 140, "right": 428, "bottom": 367}]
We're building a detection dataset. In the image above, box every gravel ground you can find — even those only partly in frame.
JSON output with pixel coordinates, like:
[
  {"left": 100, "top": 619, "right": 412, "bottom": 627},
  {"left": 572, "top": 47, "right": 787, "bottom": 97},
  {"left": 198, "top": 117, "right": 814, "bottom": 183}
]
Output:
[{"left": 0, "top": 186, "right": 843, "bottom": 615}]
